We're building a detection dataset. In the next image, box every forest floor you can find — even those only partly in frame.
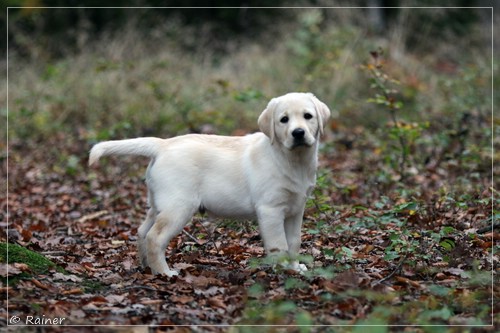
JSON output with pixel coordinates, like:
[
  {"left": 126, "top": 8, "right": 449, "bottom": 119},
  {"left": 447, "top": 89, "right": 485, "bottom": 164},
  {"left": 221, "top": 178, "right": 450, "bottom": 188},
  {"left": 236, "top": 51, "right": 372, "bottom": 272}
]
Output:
[{"left": 1, "top": 127, "right": 498, "bottom": 331}]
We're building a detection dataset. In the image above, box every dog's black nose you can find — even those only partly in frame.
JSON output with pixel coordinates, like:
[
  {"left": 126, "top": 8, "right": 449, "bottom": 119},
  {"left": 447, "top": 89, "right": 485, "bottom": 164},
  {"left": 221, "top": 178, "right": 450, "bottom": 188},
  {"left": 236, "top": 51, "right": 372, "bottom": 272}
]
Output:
[{"left": 292, "top": 128, "right": 305, "bottom": 139}]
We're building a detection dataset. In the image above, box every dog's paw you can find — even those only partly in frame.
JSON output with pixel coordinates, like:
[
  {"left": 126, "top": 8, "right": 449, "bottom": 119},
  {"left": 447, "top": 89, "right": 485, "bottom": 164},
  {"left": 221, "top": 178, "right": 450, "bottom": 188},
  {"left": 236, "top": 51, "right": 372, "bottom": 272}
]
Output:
[
  {"left": 164, "top": 269, "right": 179, "bottom": 277},
  {"left": 296, "top": 263, "right": 308, "bottom": 273},
  {"left": 278, "top": 260, "right": 308, "bottom": 274},
  {"left": 151, "top": 268, "right": 179, "bottom": 277},
  {"left": 289, "top": 261, "right": 308, "bottom": 274}
]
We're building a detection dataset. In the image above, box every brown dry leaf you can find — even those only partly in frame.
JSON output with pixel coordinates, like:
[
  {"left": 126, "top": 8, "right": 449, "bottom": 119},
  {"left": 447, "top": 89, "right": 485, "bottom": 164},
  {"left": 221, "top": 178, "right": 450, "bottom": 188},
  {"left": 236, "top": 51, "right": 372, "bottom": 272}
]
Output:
[
  {"left": 82, "top": 302, "right": 100, "bottom": 311},
  {"left": 437, "top": 278, "right": 458, "bottom": 285},
  {"left": 122, "top": 257, "right": 134, "bottom": 271},
  {"left": 20, "top": 227, "right": 33, "bottom": 242},
  {"left": 140, "top": 299, "right": 163, "bottom": 305},
  {"left": 171, "top": 295, "right": 195, "bottom": 304},
  {"left": 433, "top": 261, "right": 449, "bottom": 267},
  {"left": 333, "top": 270, "right": 361, "bottom": 290},
  {"left": 105, "top": 294, "right": 128, "bottom": 304},
  {"left": 482, "top": 232, "right": 500, "bottom": 240},
  {"left": 319, "top": 278, "right": 338, "bottom": 293},
  {"left": 255, "top": 271, "right": 267, "bottom": 278},
  {"left": 89, "top": 295, "right": 108, "bottom": 304},
  {"left": 173, "top": 262, "right": 196, "bottom": 271},
  {"left": 0, "top": 264, "right": 20, "bottom": 277},
  {"left": 479, "top": 241, "right": 492, "bottom": 249},
  {"left": 395, "top": 276, "right": 422, "bottom": 288},
  {"left": 222, "top": 244, "right": 245, "bottom": 255},
  {"left": 361, "top": 244, "right": 375, "bottom": 254},
  {"left": 30, "top": 278, "right": 50, "bottom": 290},
  {"left": 13, "top": 263, "right": 30, "bottom": 272},
  {"left": 183, "top": 272, "right": 219, "bottom": 288},
  {"left": 195, "top": 286, "right": 225, "bottom": 297},
  {"left": 62, "top": 288, "right": 84, "bottom": 295},
  {"left": 208, "top": 295, "right": 227, "bottom": 309}
]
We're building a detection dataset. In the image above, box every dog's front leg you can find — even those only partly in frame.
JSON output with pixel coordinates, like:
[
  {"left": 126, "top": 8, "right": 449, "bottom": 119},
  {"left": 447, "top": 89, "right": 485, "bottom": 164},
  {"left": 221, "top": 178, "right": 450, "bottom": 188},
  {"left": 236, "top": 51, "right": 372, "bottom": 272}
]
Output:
[
  {"left": 257, "top": 206, "right": 289, "bottom": 258},
  {"left": 285, "top": 212, "right": 307, "bottom": 273}
]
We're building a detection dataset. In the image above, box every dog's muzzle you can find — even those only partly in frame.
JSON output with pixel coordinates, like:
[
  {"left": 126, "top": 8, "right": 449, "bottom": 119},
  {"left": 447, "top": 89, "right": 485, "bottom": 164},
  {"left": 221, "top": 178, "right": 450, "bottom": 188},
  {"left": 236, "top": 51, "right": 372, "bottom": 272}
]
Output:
[{"left": 291, "top": 128, "right": 310, "bottom": 148}]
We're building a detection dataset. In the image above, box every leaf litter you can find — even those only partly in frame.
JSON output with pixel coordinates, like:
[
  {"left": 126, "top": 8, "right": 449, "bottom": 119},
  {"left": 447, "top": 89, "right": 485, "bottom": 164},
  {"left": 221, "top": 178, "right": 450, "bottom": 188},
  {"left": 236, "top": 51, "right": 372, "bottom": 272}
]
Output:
[{"left": 1, "top": 134, "right": 497, "bottom": 328}]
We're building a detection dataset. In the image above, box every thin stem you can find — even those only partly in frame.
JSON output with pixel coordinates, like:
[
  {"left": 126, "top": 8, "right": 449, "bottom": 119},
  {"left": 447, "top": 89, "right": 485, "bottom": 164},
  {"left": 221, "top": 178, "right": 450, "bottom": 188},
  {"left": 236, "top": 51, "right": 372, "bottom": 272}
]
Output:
[{"left": 369, "top": 65, "right": 407, "bottom": 180}]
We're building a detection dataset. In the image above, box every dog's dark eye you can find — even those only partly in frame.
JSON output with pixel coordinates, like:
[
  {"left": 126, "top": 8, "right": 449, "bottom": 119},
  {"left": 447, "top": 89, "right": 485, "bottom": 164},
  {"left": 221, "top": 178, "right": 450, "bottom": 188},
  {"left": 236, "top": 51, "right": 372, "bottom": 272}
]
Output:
[
  {"left": 280, "top": 116, "right": 289, "bottom": 123},
  {"left": 304, "top": 113, "right": 313, "bottom": 120}
]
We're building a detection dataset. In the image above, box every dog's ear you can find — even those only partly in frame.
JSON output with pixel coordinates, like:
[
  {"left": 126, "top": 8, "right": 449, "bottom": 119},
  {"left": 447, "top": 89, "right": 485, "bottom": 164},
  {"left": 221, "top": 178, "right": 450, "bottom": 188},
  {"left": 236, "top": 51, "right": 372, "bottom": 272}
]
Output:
[
  {"left": 258, "top": 98, "right": 277, "bottom": 144},
  {"left": 307, "top": 93, "right": 331, "bottom": 137}
]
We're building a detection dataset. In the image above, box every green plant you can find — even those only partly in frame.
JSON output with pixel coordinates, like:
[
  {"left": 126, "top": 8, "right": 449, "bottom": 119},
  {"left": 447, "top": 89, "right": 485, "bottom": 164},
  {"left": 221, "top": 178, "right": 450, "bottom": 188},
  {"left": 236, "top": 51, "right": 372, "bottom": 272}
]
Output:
[
  {"left": 363, "top": 49, "right": 427, "bottom": 180},
  {"left": 307, "top": 168, "right": 336, "bottom": 216},
  {"left": 237, "top": 297, "right": 313, "bottom": 330}
]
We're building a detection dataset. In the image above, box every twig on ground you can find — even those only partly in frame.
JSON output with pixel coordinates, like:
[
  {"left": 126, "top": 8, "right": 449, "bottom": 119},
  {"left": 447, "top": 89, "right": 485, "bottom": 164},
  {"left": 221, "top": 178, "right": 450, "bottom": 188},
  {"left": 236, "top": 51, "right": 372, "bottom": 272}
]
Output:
[
  {"left": 477, "top": 223, "right": 500, "bottom": 234},
  {"left": 372, "top": 252, "right": 409, "bottom": 286},
  {"left": 199, "top": 220, "right": 221, "bottom": 254},
  {"left": 123, "top": 285, "right": 157, "bottom": 292},
  {"left": 182, "top": 230, "right": 202, "bottom": 245}
]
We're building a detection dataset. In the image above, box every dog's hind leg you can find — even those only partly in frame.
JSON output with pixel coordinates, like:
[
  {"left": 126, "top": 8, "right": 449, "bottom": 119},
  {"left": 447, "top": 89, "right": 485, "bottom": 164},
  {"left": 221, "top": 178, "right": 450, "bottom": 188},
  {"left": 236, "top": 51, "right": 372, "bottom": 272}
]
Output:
[
  {"left": 145, "top": 206, "right": 196, "bottom": 276},
  {"left": 137, "top": 189, "right": 158, "bottom": 268},
  {"left": 137, "top": 206, "right": 156, "bottom": 268}
]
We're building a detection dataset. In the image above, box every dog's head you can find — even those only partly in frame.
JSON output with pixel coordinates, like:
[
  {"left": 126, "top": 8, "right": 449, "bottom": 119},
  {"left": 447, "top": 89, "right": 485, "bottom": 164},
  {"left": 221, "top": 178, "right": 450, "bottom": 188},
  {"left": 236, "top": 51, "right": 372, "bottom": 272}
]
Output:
[{"left": 258, "top": 92, "right": 331, "bottom": 150}]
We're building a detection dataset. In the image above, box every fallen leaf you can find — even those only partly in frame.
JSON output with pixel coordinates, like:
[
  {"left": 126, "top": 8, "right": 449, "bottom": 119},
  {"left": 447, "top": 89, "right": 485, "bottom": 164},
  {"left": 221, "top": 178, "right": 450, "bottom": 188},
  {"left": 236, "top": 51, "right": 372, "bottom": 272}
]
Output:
[
  {"left": 30, "top": 278, "right": 50, "bottom": 290},
  {"left": 395, "top": 276, "right": 422, "bottom": 288},
  {"left": 171, "top": 295, "right": 195, "bottom": 304},
  {"left": 62, "top": 288, "right": 83, "bottom": 295},
  {"left": 105, "top": 294, "right": 127, "bottom": 304},
  {"left": 208, "top": 295, "right": 226, "bottom": 309},
  {"left": 52, "top": 272, "right": 83, "bottom": 282}
]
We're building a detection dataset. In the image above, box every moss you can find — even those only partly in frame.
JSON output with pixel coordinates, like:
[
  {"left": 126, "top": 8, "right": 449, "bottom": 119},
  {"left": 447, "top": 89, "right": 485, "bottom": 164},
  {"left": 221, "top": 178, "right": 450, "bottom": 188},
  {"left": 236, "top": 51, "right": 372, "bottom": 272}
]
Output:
[
  {"left": 0, "top": 243, "right": 102, "bottom": 290},
  {"left": 0, "top": 243, "right": 57, "bottom": 273},
  {"left": 0, "top": 242, "right": 65, "bottom": 285}
]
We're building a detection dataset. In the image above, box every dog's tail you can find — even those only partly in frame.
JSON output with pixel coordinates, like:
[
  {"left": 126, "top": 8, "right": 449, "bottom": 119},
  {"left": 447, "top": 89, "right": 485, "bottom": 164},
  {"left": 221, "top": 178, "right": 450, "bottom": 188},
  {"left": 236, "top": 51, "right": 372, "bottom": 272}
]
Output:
[{"left": 89, "top": 137, "right": 164, "bottom": 166}]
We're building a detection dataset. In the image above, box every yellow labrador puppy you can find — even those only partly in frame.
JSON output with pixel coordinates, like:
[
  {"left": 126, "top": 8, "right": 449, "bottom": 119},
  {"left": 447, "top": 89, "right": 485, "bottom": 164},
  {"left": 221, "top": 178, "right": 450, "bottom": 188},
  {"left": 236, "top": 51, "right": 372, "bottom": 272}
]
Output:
[{"left": 89, "top": 92, "right": 330, "bottom": 276}]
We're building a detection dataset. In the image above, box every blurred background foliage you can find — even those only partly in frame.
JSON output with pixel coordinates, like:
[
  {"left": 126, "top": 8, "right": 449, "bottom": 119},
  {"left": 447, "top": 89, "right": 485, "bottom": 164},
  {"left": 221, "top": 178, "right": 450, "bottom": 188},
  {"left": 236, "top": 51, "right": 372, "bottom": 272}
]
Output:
[
  {"left": 1, "top": 1, "right": 497, "bottom": 191},
  {"left": 2, "top": 1, "right": 491, "bottom": 60},
  {"left": 2, "top": 0, "right": 289, "bottom": 58}
]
